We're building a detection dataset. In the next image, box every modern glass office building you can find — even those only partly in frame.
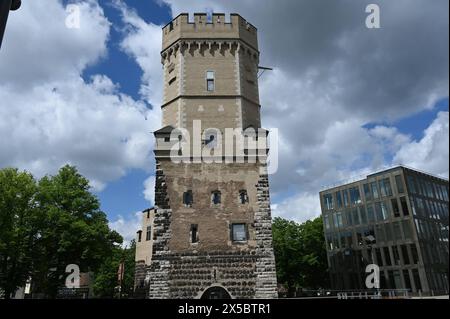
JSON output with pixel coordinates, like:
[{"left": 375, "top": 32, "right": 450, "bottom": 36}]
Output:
[{"left": 319, "top": 166, "right": 449, "bottom": 295}]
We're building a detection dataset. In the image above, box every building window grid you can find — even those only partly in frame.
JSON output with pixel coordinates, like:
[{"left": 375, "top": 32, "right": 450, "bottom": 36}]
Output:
[
  {"left": 363, "top": 183, "right": 372, "bottom": 201},
  {"left": 371, "top": 181, "right": 380, "bottom": 199},
  {"left": 324, "top": 193, "right": 334, "bottom": 210},
  {"left": 323, "top": 173, "right": 448, "bottom": 293},
  {"left": 349, "top": 186, "right": 362, "bottom": 205},
  {"left": 391, "top": 198, "right": 401, "bottom": 217},
  {"left": 343, "top": 190, "right": 350, "bottom": 207},
  {"left": 395, "top": 175, "right": 405, "bottom": 194},
  {"left": 399, "top": 196, "right": 410, "bottom": 216},
  {"left": 336, "top": 191, "right": 343, "bottom": 208}
]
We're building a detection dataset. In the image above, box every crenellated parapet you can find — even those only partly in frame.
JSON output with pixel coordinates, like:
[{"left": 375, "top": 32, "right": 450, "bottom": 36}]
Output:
[
  {"left": 162, "top": 13, "right": 258, "bottom": 55},
  {"left": 161, "top": 39, "right": 259, "bottom": 65}
]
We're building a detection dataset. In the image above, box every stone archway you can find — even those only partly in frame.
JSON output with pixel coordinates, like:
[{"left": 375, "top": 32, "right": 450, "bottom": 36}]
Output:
[{"left": 200, "top": 286, "right": 232, "bottom": 299}]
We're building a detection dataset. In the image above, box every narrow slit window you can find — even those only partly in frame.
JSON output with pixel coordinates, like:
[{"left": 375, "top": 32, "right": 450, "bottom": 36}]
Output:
[
  {"left": 146, "top": 226, "right": 151, "bottom": 241},
  {"left": 206, "top": 71, "right": 215, "bottom": 91},
  {"left": 239, "top": 190, "right": 249, "bottom": 204},
  {"left": 183, "top": 190, "right": 193, "bottom": 207},
  {"left": 211, "top": 190, "right": 221, "bottom": 205},
  {"left": 191, "top": 224, "right": 198, "bottom": 243}
]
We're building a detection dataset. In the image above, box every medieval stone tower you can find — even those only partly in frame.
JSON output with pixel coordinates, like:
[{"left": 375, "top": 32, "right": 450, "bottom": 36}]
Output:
[{"left": 148, "top": 13, "right": 278, "bottom": 299}]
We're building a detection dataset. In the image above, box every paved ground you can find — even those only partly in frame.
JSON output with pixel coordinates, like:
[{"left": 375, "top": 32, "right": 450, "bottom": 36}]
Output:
[{"left": 411, "top": 295, "right": 449, "bottom": 299}]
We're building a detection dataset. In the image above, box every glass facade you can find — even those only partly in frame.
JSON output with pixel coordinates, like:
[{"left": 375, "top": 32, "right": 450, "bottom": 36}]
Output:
[{"left": 321, "top": 166, "right": 449, "bottom": 295}]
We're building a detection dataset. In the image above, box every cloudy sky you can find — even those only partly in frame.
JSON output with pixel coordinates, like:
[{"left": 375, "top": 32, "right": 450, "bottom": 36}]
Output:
[{"left": 0, "top": 0, "right": 448, "bottom": 243}]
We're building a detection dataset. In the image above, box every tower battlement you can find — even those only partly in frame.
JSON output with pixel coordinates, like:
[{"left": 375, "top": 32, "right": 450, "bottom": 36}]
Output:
[{"left": 162, "top": 13, "right": 258, "bottom": 52}]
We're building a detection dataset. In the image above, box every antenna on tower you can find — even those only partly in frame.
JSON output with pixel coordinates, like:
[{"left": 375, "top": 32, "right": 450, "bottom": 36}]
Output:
[{"left": 257, "top": 66, "right": 273, "bottom": 79}]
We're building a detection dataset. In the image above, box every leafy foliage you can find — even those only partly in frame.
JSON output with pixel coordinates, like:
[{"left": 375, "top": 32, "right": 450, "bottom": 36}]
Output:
[
  {"left": 272, "top": 216, "right": 329, "bottom": 296},
  {"left": 93, "top": 241, "right": 136, "bottom": 298},
  {"left": 0, "top": 165, "right": 123, "bottom": 298},
  {"left": 0, "top": 168, "right": 37, "bottom": 298}
]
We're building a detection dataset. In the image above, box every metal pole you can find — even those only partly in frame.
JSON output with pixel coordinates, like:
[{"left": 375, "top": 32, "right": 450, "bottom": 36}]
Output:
[
  {"left": 0, "top": 0, "right": 13, "bottom": 49},
  {"left": 0, "top": 0, "right": 20, "bottom": 50}
]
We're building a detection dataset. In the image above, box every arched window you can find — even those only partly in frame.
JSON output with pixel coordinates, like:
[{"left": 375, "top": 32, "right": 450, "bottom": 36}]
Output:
[
  {"left": 211, "top": 190, "right": 221, "bottom": 205},
  {"left": 201, "top": 286, "right": 231, "bottom": 299},
  {"left": 239, "top": 190, "right": 249, "bottom": 204},
  {"left": 183, "top": 190, "right": 193, "bottom": 207}
]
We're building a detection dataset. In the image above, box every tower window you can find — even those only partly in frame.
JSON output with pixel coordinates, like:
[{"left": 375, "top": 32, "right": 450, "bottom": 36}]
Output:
[
  {"left": 137, "top": 230, "right": 142, "bottom": 242},
  {"left": 146, "top": 226, "right": 152, "bottom": 241},
  {"left": 203, "top": 129, "right": 218, "bottom": 148},
  {"left": 231, "top": 223, "right": 248, "bottom": 242},
  {"left": 183, "top": 190, "right": 193, "bottom": 207},
  {"left": 190, "top": 224, "right": 199, "bottom": 243},
  {"left": 239, "top": 190, "right": 249, "bottom": 204},
  {"left": 211, "top": 190, "right": 221, "bottom": 205},
  {"left": 206, "top": 71, "right": 215, "bottom": 91}
]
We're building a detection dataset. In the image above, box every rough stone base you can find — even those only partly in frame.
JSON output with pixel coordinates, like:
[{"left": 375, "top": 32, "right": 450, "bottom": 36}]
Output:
[{"left": 147, "top": 161, "right": 278, "bottom": 299}]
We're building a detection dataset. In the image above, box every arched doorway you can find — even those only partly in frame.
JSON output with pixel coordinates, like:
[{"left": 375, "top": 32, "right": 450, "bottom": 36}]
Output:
[{"left": 200, "top": 286, "right": 232, "bottom": 299}]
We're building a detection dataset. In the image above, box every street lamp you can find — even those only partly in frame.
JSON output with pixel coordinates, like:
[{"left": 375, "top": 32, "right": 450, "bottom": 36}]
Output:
[
  {"left": 363, "top": 235, "right": 376, "bottom": 263},
  {"left": 0, "top": 0, "right": 21, "bottom": 49}
]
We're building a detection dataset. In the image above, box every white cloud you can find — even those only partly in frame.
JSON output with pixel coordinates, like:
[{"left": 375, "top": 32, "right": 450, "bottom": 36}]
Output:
[
  {"left": 0, "top": 74, "right": 158, "bottom": 190},
  {"left": 0, "top": 0, "right": 161, "bottom": 191},
  {"left": 0, "top": 0, "right": 110, "bottom": 89},
  {"left": 109, "top": 211, "right": 142, "bottom": 246},
  {"left": 394, "top": 111, "right": 449, "bottom": 178},
  {"left": 114, "top": 0, "right": 165, "bottom": 108},
  {"left": 271, "top": 192, "right": 321, "bottom": 223}
]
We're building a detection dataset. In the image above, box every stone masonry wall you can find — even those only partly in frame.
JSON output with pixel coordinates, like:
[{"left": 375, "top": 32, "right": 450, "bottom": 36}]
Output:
[
  {"left": 148, "top": 161, "right": 172, "bottom": 298},
  {"left": 147, "top": 160, "right": 278, "bottom": 299},
  {"left": 254, "top": 168, "right": 278, "bottom": 298}
]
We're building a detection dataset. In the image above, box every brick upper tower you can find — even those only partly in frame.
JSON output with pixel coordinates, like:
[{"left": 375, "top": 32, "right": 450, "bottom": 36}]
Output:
[
  {"left": 160, "top": 13, "right": 261, "bottom": 133},
  {"left": 148, "top": 13, "right": 278, "bottom": 299}
]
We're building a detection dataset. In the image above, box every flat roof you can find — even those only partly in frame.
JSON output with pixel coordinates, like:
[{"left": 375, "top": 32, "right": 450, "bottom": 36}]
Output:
[{"left": 320, "top": 165, "right": 448, "bottom": 193}]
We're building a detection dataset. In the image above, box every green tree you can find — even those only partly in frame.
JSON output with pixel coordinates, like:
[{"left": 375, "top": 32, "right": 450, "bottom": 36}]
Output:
[
  {"left": 272, "top": 216, "right": 329, "bottom": 296},
  {"left": 272, "top": 217, "right": 303, "bottom": 296},
  {"left": 297, "top": 217, "right": 329, "bottom": 289},
  {"left": 93, "top": 241, "right": 136, "bottom": 298},
  {"left": 0, "top": 168, "right": 38, "bottom": 299},
  {"left": 31, "top": 165, "right": 122, "bottom": 298}
]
